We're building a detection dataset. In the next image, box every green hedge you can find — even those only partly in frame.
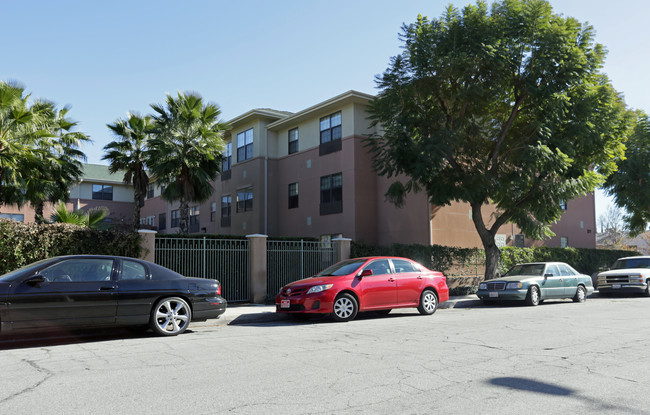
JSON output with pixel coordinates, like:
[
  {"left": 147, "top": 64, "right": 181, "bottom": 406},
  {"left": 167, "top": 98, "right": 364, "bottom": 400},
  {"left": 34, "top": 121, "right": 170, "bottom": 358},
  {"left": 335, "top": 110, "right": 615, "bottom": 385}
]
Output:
[{"left": 0, "top": 219, "right": 142, "bottom": 274}]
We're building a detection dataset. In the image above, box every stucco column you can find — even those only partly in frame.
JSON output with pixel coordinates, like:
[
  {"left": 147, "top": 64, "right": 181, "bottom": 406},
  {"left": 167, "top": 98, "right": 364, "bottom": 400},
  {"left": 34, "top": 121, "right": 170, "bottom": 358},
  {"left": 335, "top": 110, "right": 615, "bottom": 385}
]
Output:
[
  {"left": 247, "top": 234, "right": 268, "bottom": 304},
  {"left": 333, "top": 237, "right": 352, "bottom": 261},
  {"left": 137, "top": 229, "right": 157, "bottom": 262}
]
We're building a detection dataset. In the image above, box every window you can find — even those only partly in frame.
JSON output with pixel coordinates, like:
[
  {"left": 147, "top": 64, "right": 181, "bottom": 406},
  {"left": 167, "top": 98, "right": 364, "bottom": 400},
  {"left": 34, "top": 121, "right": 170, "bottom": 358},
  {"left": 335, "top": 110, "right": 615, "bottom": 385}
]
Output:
[
  {"left": 560, "top": 236, "right": 568, "bottom": 248},
  {"left": 559, "top": 200, "right": 567, "bottom": 210},
  {"left": 171, "top": 209, "right": 180, "bottom": 228},
  {"left": 221, "top": 195, "right": 232, "bottom": 227},
  {"left": 288, "top": 128, "right": 299, "bottom": 154},
  {"left": 288, "top": 183, "right": 299, "bottom": 209},
  {"left": 320, "top": 173, "right": 342, "bottom": 215},
  {"left": 41, "top": 258, "right": 114, "bottom": 282},
  {"left": 320, "top": 112, "right": 342, "bottom": 143},
  {"left": 189, "top": 206, "right": 200, "bottom": 232},
  {"left": 237, "top": 188, "right": 253, "bottom": 212},
  {"left": 237, "top": 129, "right": 253, "bottom": 162},
  {"left": 139, "top": 215, "right": 155, "bottom": 226},
  {"left": 92, "top": 184, "right": 113, "bottom": 201},
  {"left": 121, "top": 260, "right": 147, "bottom": 280},
  {"left": 364, "top": 259, "right": 392, "bottom": 276},
  {"left": 146, "top": 184, "right": 154, "bottom": 199},
  {"left": 557, "top": 263, "right": 575, "bottom": 276},
  {"left": 0, "top": 213, "right": 24, "bottom": 222},
  {"left": 545, "top": 264, "right": 560, "bottom": 276},
  {"left": 392, "top": 259, "right": 417, "bottom": 273},
  {"left": 210, "top": 202, "right": 217, "bottom": 222},
  {"left": 222, "top": 142, "right": 232, "bottom": 180},
  {"left": 319, "top": 112, "right": 342, "bottom": 156},
  {"left": 158, "top": 213, "right": 166, "bottom": 230}
]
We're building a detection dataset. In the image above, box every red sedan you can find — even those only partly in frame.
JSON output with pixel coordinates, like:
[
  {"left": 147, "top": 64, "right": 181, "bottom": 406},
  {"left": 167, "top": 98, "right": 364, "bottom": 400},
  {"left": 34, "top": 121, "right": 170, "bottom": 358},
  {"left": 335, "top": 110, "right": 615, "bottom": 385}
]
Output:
[{"left": 275, "top": 257, "right": 449, "bottom": 322}]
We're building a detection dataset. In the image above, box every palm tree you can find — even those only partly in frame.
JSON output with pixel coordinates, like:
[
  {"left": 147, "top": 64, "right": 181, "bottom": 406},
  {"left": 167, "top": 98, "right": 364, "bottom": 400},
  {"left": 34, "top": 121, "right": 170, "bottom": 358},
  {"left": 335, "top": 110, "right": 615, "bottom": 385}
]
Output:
[
  {"left": 148, "top": 91, "right": 228, "bottom": 233},
  {"left": 49, "top": 202, "right": 109, "bottom": 228},
  {"left": 103, "top": 113, "right": 153, "bottom": 228},
  {"left": 23, "top": 103, "right": 89, "bottom": 223}
]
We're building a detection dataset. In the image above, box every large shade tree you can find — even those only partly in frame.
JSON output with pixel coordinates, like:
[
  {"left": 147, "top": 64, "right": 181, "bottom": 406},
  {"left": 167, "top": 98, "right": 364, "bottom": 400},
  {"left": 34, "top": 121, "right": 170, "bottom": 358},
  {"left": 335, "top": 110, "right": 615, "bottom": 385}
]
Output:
[
  {"left": 103, "top": 113, "right": 154, "bottom": 228},
  {"left": 366, "top": 0, "right": 631, "bottom": 279},
  {"left": 603, "top": 111, "right": 650, "bottom": 235},
  {"left": 148, "top": 92, "right": 228, "bottom": 233}
]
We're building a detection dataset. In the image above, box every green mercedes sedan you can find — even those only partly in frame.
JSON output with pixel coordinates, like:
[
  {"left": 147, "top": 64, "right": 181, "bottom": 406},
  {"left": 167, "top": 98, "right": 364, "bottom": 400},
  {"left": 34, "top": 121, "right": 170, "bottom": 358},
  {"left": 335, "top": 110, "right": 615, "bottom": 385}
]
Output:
[{"left": 476, "top": 262, "right": 594, "bottom": 306}]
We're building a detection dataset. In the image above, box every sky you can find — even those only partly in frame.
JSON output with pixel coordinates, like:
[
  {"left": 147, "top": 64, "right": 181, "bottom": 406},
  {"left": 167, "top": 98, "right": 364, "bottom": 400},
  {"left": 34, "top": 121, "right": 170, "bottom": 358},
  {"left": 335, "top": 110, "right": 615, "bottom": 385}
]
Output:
[{"left": 3, "top": 0, "right": 649, "bottom": 223}]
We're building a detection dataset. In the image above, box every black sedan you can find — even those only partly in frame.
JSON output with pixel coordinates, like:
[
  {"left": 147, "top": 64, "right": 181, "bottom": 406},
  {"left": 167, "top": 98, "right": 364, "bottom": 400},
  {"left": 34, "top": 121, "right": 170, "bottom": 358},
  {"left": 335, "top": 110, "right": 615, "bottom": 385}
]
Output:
[{"left": 0, "top": 255, "right": 227, "bottom": 336}]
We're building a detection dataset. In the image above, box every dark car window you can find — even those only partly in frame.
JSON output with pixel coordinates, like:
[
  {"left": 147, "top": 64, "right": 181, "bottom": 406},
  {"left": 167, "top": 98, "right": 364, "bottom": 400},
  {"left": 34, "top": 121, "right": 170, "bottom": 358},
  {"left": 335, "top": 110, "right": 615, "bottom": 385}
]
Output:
[
  {"left": 0, "top": 258, "right": 53, "bottom": 282},
  {"left": 545, "top": 264, "right": 560, "bottom": 277},
  {"left": 316, "top": 259, "right": 366, "bottom": 277},
  {"left": 613, "top": 258, "right": 650, "bottom": 269},
  {"left": 391, "top": 259, "right": 416, "bottom": 273},
  {"left": 40, "top": 258, "right": 114, "bottom": 282},
  {"left": 505, "top": 264, "right": 545, "bottom": 277},
  {"left": 363, "top": 259, "right": 392, "bottom": 276},
  {"left": 121, "top": 260, "right": 147, "bottom": 280},
  {"left": 557, "top": 264, "right": 575, "bottom": 276}
]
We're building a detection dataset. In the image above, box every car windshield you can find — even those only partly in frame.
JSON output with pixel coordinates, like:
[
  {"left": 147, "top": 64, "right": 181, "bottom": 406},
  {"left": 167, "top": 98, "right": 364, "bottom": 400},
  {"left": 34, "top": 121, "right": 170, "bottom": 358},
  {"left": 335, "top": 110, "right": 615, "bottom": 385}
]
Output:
[
  {"left": 316, "top": 259, "right": 367, "bottom": 277},
  {"left": 504, "top": 264, "right": 545, "bottom": 277},
  {"left": 612, "top": 258, "right": 650, "bottom": 269},
  {"left": 0, "top": 258, "right": 53, "bottom": 282}
]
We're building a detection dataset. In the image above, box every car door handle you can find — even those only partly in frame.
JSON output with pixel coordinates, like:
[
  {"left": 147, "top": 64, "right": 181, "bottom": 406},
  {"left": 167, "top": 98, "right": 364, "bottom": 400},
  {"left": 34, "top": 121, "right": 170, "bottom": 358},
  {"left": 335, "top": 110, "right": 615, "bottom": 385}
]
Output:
[
  {"left": 388, "top": 278, "right": 395, "bottom": 282},
  {"left": 417, "top": 276, "right": 423, "bottom": 279},
  {"left": 99, "top": 286, "right": 115, "bottom": 291}
]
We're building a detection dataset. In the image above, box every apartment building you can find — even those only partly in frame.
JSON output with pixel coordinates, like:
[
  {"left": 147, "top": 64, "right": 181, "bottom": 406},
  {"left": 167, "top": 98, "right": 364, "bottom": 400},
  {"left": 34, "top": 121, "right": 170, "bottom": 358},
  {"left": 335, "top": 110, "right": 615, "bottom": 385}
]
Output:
[
  {"left": 141, "top": 90, "right": 597, "bottom": 249},
  {"left": 0, "top": 164, "right": 134, "bottom": 226}
]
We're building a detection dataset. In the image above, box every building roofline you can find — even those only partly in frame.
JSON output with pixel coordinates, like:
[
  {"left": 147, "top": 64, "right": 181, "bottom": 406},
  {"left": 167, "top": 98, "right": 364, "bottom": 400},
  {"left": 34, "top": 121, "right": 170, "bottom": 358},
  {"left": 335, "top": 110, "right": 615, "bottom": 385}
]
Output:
[
  {"left": 227, "top": 108, "right": 293, "bottom": 128},
  {"left": 267, "top": 90, "right": 375, "bottom": 130}
]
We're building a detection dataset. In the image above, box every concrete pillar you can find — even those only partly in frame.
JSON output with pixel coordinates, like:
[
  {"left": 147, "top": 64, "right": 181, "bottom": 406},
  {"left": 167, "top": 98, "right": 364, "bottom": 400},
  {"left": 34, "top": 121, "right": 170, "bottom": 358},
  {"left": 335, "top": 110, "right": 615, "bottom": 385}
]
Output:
[
  {"left": 138, "top": 229, "right": 157, "bottom": 262},
  {"left": 247, "top": 234, "right": 268, "bottom": 304},
  {"left": 333, "top": 237, "right": 352, "bottom": 261}
]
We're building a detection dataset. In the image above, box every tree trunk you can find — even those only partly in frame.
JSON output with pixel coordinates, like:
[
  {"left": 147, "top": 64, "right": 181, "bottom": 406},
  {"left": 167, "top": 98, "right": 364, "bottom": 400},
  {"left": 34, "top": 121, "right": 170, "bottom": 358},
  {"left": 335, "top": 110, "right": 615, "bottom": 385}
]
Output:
[
  {"left": 34, "top": 202, "right": 44, "bottom": 225},
  {"left": 179, "top": 199, "right": 189, "bottom": 234},
  {"left": 133, "top": 192, "right": 141, "bottom": 229},
  {"left": 470, "top": 202, "right": 501, "bottom": 280}
]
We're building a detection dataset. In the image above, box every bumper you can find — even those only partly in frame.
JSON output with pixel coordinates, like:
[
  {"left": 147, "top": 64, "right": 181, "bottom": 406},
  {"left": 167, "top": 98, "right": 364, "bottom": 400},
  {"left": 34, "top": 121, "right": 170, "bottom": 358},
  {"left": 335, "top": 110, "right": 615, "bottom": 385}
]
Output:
[
  {"left": 598, "top": 283, "right": 647, "bottom": 294},
  {"left": 192, "top": 296, "right": 227, "bottom": 321},
  {"left": 476, "top": 289, "right": 527, "bottom": 301},
  {"left": 275, "top": 292, "right": 335, "bottom": 314}
]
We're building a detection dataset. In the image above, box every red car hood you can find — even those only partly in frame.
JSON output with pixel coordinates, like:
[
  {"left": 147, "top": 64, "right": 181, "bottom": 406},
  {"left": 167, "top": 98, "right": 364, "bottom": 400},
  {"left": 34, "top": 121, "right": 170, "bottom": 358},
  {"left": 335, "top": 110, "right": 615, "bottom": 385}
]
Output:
[{"left": 285, "top": 276, "right": 343, "bottom": 288}]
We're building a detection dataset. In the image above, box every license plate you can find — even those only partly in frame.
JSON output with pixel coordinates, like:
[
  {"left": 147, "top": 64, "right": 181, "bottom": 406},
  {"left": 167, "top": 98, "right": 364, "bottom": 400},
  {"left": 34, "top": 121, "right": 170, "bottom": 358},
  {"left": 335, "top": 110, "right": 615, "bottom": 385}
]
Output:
[
  {"left": 281, "top": 299, "right": 290, "bottom": 308},
  {"left": 612, "top": 284, "right": 621, "bottom": 289},
  {"left": 489, "top": 292, "right": 499, "bottom": 298}
]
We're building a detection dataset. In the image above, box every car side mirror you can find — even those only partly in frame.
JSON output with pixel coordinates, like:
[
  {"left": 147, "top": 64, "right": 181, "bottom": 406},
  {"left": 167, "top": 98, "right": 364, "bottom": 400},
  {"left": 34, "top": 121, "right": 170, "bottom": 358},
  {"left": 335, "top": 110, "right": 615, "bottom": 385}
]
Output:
[
  {"left": 25, "top": 275, "right": 47, "bottom": 286},
  {"left": 544, "top": 273, "right": 553, "bottom": 278},
  {"left": 359, "top": 269, "right": 373, "bottom": 278}
]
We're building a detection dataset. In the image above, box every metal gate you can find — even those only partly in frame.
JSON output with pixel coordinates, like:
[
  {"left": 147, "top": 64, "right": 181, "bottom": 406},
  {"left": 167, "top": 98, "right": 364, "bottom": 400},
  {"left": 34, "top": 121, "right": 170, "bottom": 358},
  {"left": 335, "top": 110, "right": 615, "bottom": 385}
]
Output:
[
  {"left": 155, "top": 237, "right": 250, "bottom": 303},
  {"left": 266, "top": 240, "right": 338, "bottom": 297}
]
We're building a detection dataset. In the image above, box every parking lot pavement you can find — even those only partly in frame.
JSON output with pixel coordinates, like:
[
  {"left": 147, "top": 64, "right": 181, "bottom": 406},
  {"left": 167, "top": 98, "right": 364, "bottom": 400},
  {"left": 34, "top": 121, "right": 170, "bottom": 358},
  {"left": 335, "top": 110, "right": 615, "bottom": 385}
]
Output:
[{"left": 196, "top": 295, "right": 483, "bottom": 327}]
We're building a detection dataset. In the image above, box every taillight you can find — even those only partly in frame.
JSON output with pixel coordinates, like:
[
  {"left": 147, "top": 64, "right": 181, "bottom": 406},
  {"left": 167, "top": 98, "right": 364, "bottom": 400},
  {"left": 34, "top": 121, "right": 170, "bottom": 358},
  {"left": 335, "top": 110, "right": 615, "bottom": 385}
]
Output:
[{"left": 216, "top": 284, "right": 221, "bottom": 296}]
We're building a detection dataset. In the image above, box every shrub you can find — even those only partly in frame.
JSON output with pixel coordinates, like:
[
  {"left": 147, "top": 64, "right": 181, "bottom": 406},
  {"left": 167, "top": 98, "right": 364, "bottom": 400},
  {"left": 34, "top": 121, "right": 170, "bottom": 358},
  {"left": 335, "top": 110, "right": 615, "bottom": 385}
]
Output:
[{"left": 0, "top": 219, "right": 141, "bottom": 274}]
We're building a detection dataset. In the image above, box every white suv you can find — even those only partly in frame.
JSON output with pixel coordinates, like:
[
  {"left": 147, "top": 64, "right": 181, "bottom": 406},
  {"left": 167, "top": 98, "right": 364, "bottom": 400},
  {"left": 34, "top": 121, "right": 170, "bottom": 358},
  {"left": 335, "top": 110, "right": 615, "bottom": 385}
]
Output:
[{"left": 597, "top": 256, "right": 650, "bottom": 296}]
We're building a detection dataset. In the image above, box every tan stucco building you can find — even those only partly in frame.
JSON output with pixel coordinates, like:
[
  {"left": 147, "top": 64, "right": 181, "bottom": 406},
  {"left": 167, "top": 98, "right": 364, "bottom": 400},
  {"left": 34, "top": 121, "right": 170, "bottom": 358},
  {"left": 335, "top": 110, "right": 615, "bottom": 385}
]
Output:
[{"left": 141, "top": 90, "right": 597, "bottom": 249}]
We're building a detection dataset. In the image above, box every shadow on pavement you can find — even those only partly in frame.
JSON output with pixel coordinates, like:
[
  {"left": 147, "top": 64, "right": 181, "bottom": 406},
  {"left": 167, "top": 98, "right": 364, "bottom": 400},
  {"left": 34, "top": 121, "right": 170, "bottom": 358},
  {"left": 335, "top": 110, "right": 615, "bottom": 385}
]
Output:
[{"left": 0, "top": 327, "right": 163, "bottom": 350}]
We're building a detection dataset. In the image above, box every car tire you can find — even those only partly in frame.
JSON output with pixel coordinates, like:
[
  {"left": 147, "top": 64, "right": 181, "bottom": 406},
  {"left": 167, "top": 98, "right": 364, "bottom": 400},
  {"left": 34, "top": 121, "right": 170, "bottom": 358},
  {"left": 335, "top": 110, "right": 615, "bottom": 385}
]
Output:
[
  {"left": 417, "top": 289, "right": 438, "bottom": 315},
  {"left": 573, "top": 285, "right": 587, "bottom": 303},
  {"left": 525, "top": 286, "right": 540, "bottom": 306},
  {"left": 331, "top": 293, "right": 358, "bottom": 322},
  {"left": 150, "top": 297, "right": 192, "bottom": 336}
]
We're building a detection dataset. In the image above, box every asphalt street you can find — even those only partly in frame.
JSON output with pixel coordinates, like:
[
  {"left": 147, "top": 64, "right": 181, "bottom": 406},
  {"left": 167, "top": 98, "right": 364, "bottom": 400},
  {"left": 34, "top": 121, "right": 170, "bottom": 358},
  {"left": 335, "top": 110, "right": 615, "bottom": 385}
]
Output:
[{"left": 1, "top": 294, "right": 649, "bottom": 415}]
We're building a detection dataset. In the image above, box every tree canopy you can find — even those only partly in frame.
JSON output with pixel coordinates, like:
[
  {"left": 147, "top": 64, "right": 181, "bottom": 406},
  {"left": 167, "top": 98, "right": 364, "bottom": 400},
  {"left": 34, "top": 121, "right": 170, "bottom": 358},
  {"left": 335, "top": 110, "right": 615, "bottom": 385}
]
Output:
[
  {"left": 604, "top": 111, "right": 650, "bottom": 235},
  {"left": 366, "top": 0, "right": 631, "bottom": 278}
]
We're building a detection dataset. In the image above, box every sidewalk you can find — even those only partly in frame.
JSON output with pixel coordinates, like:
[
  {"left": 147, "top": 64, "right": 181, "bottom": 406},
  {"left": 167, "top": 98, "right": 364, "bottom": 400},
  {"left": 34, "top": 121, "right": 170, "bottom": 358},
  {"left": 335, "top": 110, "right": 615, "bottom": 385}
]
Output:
[{"left": 196, "top": 295, "right": 481, "bottom": 327}]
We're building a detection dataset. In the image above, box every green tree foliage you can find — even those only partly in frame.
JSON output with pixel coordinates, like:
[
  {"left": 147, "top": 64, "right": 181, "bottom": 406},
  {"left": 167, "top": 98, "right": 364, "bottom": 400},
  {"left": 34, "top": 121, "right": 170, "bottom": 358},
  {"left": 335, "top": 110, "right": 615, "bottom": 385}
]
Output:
[
  {"left": 604, "top": 111, "right": 650, "bottom": 235},
  {"left": 0, "top": 82, "right": 88, "bottom": 216},
  {"left": 366, "top": 0, "right": 631, "bottom": 279},
  {"left": 148, "top": 92, "right": 228, "bottom": 233},
  {"left": 103, "top": 113, "right": 154, "bottom": 228},
  {"left": 48, "top": 202, "right": 109, "bottom": 229}
]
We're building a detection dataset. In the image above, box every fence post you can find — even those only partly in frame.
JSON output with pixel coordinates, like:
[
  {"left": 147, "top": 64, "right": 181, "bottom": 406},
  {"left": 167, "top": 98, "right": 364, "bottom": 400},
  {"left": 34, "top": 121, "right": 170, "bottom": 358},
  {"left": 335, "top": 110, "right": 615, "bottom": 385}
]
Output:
[
  {"left": 138, "top": 230, "right": 157, "bottom": 262},
  {"left": 333, "top": 237, "right": 352, "bottom": 261},
  {"left": 247, "top": 234, "right": 268, "bottom": 304}
]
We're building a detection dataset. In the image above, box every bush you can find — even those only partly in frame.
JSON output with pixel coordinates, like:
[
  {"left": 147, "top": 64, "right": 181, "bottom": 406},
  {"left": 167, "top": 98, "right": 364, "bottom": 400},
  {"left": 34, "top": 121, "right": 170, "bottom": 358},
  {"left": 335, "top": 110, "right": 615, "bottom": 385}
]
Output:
[{"left": 0, "top": 219, "right": 141, "bottom": 274}]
